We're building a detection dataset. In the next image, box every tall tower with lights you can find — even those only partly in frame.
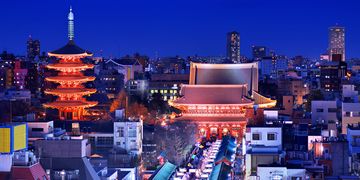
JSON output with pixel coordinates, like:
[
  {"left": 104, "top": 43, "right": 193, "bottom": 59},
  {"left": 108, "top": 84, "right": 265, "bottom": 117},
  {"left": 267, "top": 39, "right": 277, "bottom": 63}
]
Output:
[
  {"left": 328, "top": 25, "right": 345, "bottom": 61},
  {"left": 43, "top": 7, "right": 97, "bottom": 120},
  {"left": 226, "top": 31, "right": 240, "bottom": 63}
]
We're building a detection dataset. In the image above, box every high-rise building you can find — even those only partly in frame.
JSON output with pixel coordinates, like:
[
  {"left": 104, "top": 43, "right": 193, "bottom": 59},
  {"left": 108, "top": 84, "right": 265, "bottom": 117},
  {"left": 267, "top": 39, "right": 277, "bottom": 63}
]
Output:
[
  {"left": 320, "top": 61, "right": 347, "bottom": 92},
  {"left": 13, "top": 61, "right": 28, "bottom": 90},
  {"left": 26, "top": 36, "right": 40, "bottom": 60},
  {"left": 226, "top": 31, "right": 240, "bottom": 63},
  {"left": 252, "top": 46, "right": 267, "bottom": 60},
  {"left": 328, "top": 26, "right": 345, "bottom": 61}
]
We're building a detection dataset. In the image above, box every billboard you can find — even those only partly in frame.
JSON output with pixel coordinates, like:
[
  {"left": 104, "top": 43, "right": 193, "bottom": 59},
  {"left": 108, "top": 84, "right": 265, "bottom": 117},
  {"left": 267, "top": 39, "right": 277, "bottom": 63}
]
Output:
[{"left": 0, "top": 123, "right": 27, "bottom": 154}]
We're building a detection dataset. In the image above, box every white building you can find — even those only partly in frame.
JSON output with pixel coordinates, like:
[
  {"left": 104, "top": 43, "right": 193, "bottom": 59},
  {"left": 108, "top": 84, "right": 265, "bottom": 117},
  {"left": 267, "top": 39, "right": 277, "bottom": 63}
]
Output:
[
  {"left": 245, "top": 126, "right": 282, "bottom": 149},
  {"left": 254, "top": 165, "right": 306, "bottom": 180},
  {"left": 27, "top": 121, "right": 55, "bottom": 142},
  {"left": 245, "top": 126, "right": 284, "bottom": 179},
  {"left": 311, "top": 100, "right": 338, "bottom": 125},
  {"left": 347, "top": 126, "right": 360, "bottom": 175},
  {"left": 113, "top": 119, "right": 143, "bottom": 155},
  {"left": 342, "top": 103, "right": 360, "bottom": 134},
  {"left": 343, "top": 84, "right": 358, "bottom": 100},
  {"left": 341, "top": 85, "right": 360, "bottom": 134}
]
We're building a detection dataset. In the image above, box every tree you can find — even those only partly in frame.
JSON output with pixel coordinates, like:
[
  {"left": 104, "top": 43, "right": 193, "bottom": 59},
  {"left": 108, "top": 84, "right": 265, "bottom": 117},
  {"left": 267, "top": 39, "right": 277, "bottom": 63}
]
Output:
[
  {"left": 110, "top": 90, "right": 127, "bottom": 112},
  {"left": 173, "top": 133, "right": 186, "bottom": 165},
  {"left": 127, "top": 102, "right": 148, "bottom": 118},
  {"left": 154, "top": 121, "right": 197, "bottom": 166},
  {"left": 149, "top": 93, "right": 168, "bottom": 114}
]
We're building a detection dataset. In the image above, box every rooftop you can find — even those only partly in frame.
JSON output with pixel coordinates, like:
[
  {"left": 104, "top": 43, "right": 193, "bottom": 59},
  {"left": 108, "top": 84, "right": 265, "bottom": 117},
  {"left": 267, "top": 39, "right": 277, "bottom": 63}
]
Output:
[
  {"left": 149, "top": 161, "right": 177, "bottom": 180},
  {"left": 49, "top": 40, "right": 92, "bottom": 56},
  {"left": 173, "top": 84, "right": 252, "bottom": 105}
]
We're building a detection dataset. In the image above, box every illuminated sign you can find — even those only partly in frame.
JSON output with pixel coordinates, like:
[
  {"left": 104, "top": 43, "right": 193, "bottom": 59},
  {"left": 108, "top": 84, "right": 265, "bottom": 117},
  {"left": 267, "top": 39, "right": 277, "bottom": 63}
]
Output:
[{"left": 0, "top": 123, "right": 27, "bottom": 154}]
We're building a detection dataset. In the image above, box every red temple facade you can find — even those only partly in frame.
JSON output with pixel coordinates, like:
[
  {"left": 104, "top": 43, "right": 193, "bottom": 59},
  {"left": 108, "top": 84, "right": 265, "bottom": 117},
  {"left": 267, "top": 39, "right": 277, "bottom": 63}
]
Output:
[{"left": 169, "top": 62, "right": 276, "bottom": 140}]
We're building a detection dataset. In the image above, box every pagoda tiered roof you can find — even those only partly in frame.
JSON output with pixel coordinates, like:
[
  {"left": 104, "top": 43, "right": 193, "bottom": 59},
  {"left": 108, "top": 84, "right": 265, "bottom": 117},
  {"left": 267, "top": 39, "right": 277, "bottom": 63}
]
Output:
[
  {"left": 47, "top": 63, "right": 94, "bottom": 72},
  {"left": 48, "top": 40, "right": 92, "bottom": 56},
  {"left": 44, "top": 39, "right": 98, "bottom": 120},
  {"left": 43, "top": 100, "right": 98, "bottom": 108},
  {"left": 44, "top": 88, "right": 96, "bottom": 96},
  {"left": 45, "top": 76, "right": 96, "bottom": 83}
]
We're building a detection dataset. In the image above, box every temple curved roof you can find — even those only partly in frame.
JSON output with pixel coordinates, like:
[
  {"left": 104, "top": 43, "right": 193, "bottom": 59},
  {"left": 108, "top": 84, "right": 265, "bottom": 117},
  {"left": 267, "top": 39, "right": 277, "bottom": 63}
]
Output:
[
  {"left": 47, "top": 63, "right": 94, "bottom": 69},
  {"left": 48, "top": 40, "right": 92, "bottom": 56},
  {"left": 45, "top": 88, "right": 96, "bottom": 96},
  {"left": 174, "top": 84, "right": 251, "bottom": 105},
  {"left": 44, "top": 100, "right": 98, "bottom": 108},
  {"left": 47, "top": 63, "right": 94, "bottom": 72},
  {"left": 45, "top": 76, "right": 95, "bottom": 82}
]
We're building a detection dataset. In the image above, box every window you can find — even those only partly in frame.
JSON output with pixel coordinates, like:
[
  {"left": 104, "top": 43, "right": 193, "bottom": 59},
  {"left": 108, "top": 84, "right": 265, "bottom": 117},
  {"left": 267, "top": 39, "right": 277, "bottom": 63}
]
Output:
[
  {"left": 328, "top": 108, "right": 337, "bottom": 113},
  {"left": 252, "top": 133, "right": 260, "bottom": 140},
  {"left": 97, "top": 137, "right": 113, "bottom": 145},
  {"left": 267, "top": 133, "right": 276, "bottom": 140},
  {"left": 316, "top": 108, "right": 324, "bottom": 112},
  {"left": 32, "top": 128, "right": 44, "bottom": 132},
  {"left": 345, "top": 111, "right": 351, "bottom": 117},
  {"left": 118, "top": 127, "right": 124, "bottom": 137},
  {"left": 128, "top": 129, "right": 137, "bottom": 137}
]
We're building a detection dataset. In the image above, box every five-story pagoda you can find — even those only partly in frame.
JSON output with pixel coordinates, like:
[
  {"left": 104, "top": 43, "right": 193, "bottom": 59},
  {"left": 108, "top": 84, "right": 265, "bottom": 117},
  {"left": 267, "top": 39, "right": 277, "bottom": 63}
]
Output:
[{"left": 44, "top": 7, "right": 97, "bottom": 120}]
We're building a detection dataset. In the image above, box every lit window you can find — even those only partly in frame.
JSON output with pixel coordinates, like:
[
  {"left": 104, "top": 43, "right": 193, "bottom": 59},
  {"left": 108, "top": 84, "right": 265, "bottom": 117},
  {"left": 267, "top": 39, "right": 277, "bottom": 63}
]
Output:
[
  {"left": 267, "top": 133, "right": 276, "bottom": 140},
  {"left": 252, "top": 133, "right": 260, "bottom": 140}
]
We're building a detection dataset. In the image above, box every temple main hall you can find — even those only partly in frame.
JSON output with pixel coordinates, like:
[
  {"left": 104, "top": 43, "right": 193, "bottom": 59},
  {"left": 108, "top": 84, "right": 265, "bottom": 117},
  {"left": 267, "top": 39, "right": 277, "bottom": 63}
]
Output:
[{"left": 169, "top": 62, "right": 276, "bottom": 140}]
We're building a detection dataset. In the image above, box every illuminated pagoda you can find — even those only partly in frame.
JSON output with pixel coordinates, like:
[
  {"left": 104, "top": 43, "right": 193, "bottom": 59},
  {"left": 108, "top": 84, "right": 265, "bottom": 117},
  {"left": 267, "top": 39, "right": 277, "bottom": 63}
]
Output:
[
  {"left": 169, "top": 62, "right": 276, "bottom": 140},
  {"left": 43, "top": 7, "right": 97, "bottom": 120}
]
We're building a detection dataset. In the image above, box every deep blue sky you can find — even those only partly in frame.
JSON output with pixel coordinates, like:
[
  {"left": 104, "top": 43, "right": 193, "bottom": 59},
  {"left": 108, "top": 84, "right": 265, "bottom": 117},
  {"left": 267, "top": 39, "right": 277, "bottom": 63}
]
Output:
[{"left": 1, "top": 0, "right": 360, "bottom": 59}]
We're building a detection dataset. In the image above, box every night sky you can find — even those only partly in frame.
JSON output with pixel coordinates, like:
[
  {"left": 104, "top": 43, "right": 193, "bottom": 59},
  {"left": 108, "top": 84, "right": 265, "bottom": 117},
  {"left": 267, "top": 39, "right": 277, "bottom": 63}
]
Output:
[{"left": 1, "top": 0, "right": 360, "bottom": 59}]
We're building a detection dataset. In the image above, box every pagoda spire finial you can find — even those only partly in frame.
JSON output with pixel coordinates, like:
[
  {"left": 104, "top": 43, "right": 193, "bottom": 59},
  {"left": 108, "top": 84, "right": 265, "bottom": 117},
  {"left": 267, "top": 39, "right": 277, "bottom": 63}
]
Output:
[{"left": 68, "top": 6, "right": 74, "bottom": 40}]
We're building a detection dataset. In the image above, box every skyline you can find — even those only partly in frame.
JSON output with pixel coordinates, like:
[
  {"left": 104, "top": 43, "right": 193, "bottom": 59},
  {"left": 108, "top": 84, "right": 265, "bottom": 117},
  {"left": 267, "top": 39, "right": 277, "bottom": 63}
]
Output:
[{"left": 1, "top": 0, "right": 360, "bottom": 58}]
